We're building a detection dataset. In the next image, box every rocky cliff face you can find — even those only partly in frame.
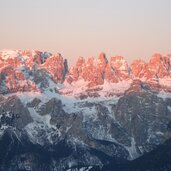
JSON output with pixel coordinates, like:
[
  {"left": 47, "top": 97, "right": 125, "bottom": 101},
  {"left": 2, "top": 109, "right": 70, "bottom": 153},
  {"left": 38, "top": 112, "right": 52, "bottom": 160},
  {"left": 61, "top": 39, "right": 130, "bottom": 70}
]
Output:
[
  {"left": 0, "top": 49, "right": 171, "bottom": 171},
  {"left": 100, "top": 137, "right": 171, "bottom": 171},
  {"left": 0, "top": 50, "right": 67, "bottom": 94},
  {"left": 1, "top": 50, "right": 171, "bottom": 95}
]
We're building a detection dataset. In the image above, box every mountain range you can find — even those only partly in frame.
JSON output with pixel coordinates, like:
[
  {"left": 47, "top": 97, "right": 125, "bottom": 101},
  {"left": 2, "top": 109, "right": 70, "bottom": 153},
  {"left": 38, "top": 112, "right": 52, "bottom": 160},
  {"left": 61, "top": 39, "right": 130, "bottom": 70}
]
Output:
[{"left": 0, "top": 49, "right": 171, "bottom": 171}]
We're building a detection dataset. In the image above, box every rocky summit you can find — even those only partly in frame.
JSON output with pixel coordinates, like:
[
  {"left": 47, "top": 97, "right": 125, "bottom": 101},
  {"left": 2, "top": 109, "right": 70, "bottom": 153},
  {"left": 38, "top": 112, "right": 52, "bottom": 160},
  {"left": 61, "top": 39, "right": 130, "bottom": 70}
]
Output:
[{"left": 0, "top": 49, "right": 171, "bottom": 171}]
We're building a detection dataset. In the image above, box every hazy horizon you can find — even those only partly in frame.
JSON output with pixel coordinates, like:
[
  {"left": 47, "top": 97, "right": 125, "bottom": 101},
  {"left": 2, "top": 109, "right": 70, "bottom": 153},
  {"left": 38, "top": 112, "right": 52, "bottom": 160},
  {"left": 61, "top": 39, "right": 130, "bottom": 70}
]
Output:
[{"left": 1, "top": 0, "right": 171, "bottom": 65}]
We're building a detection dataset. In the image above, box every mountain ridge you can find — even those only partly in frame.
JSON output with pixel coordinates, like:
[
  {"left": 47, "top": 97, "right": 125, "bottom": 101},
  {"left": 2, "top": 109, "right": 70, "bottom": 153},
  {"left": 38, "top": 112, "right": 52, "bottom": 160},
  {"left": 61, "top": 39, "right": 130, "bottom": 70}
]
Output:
[
  {"left": 0, "top": 49, "right": 171, "bottom": 170},
  {"left": 0, "top": 49, "right": 171, "bottom": 96}
]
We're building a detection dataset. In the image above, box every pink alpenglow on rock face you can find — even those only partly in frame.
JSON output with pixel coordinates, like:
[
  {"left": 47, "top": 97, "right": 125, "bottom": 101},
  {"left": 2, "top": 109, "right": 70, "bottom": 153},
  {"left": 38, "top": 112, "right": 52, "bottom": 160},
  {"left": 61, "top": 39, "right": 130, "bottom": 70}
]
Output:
[
  {"left": 41, "top": 53, "right": 68, "bottom": 83},
  {"left": 131, "top": 54, "right": 171, "bottom": 81},
  {"left": 105, "top": 56, "right": 130, "bottom": 83},
  {"left": 0, "top": 50, "right": 171, "bottom": 95},
  {"left": 131, "top": 59, "right": 147, "bottom": 79}
]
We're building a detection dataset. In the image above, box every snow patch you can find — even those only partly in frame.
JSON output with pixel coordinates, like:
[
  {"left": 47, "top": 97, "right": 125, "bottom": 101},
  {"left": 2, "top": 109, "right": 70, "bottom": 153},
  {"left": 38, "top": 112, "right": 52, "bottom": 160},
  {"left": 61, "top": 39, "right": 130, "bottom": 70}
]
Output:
[
  {"left": 25, "top": 107, "right": 60, "bottom": 145},
  {"left": 158, "top": 91, "right": 171, "bottom": 99},
  {"left": 100, "top": 80, "right": 132, "bottom": 96},
  {"left": 167, "top": 106, "right": 171, "bottom": 112},
  {"left": 126, "top": 137, "right": 139, "bottom": 160},
  {"left": 61, "top": 79, "right": 131, "bottom": 98},
  {"left": 0, "top": 50, "right": 19, "bottom": 60},
  {"left": 66, "top": 166, "right": 93, "bottom": 171},
  {"left": 156, "top": 131, "right": 164, "bottom": 135},
  {"left": 159, "top": 78, "right": 171, "bottom": 87}
]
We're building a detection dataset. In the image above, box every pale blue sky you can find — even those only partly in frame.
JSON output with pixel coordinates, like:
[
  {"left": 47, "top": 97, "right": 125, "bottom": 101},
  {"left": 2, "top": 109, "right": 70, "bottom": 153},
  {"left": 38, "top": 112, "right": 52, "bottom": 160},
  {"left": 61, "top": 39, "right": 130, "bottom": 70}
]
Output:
[{"left": 0, "top": 0, "right": 171, "bottom": 65}]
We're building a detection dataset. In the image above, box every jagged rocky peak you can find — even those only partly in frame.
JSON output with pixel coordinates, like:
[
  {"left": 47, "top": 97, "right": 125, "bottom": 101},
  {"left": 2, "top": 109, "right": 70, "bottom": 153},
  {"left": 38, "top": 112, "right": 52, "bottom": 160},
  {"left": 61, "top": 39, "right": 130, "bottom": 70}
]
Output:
[
  {"left": 0, "top": 49, "right": 52, "bottom": 70},
  {"left": 0, "top": 65, "right": 38, "bottom": 94},
  {"left": 1, "top": 49, "right": 171, "bottom": 94},
  {"left": 25, "top": 50, "right": 52, "bottom": 69},
  {"left": 105, "top": 56, "right": 130, "bottom": 83},
  {"left": 0, "top": 50, "right": 69, "bottom": 93},
  {"left": 97, "top": 52, "right": 108, "bottom": 72},
  {"left": 65, "top": 56, "right": 86, "bottom": 83},
  {"left": 80, "top": 53, "right": 108, "bottom": 87},
  {"left": 66, "top": 53, "right": 108, "bottom": 86},
  {"left": 67, "top": 52, "right": 130, "bottom": 86},
  {"left": 76, "top": 56, "right": 86, "bottom": 67},
  {"left": 110, "top": 56, "right": 128, "bottom": 69},
  {"left": 98, "top": 52, "right": 108, "bottom": 63},
  {"left": 149, "top": 53, "right": 170, "bottom": 65},
  {"left": 85, "top": 52, "right": 108, "bottom": 67},
  {"left": 148, "top": 53, "right": 171, "bottom": 79},
  {"left": 42, "top": 53, "right": 68, "bottom": 83},
  {"left": 131, "top": 59, "right": 147, "bottom": 79},
  {"left": 130, "top": 53, "right": 171, "bottom": 81}
]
